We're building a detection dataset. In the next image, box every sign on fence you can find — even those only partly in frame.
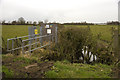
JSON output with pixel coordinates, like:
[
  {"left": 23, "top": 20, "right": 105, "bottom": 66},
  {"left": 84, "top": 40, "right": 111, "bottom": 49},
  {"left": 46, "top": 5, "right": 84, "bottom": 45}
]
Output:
[
  {"left": 45, "top": 25, "right": 49, "bottom": 28},
  {"left": 47, "top": 29, "right": 51, "bottom": 34},
  {"left": 34, "top": 29, "right": 38, "bottom": 34},
  {"left": 7, "top": 23, "right": 58, "bottom": 54}
]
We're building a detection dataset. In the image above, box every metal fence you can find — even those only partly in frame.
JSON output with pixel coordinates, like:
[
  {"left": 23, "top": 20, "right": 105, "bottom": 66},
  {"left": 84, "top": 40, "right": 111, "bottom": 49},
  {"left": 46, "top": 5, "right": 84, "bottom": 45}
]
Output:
[
  {"left": 7, "top": 24, "right": 58, "bottom": 54},
  {"left": 7, "top": 34, "right": 53, "bottom": 54}
]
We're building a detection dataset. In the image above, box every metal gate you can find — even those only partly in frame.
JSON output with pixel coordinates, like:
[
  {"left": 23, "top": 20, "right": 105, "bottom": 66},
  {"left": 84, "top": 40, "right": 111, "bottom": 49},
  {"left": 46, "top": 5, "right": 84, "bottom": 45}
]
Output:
[{"left": 7, "top": 23, "right": 58, "bottom": 54}]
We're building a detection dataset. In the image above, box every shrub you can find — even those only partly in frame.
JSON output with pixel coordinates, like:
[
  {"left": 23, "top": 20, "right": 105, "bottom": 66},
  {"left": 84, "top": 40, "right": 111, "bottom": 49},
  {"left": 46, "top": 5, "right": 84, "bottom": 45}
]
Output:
[
  {"left": 43, "top": 26, "right": 114, "bottom": 65},
  {"left": 45, "top": 27, "right": 96, "bottom": 63}
]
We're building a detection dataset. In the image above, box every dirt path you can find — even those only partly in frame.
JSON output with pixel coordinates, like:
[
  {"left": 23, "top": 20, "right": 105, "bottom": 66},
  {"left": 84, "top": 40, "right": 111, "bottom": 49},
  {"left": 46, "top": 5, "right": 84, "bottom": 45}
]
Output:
[{"left": 2, "top": 56, "right": 53, "bottom": 78}]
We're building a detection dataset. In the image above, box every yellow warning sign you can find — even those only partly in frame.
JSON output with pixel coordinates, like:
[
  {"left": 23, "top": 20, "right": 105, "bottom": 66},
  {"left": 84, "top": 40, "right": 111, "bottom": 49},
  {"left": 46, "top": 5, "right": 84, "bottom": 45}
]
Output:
[
  {"left": 50, "top": 25, "right": 52, "bottom": 28},
  {"left": 35, "top": 29, "right": 38, "bottom": 34}
]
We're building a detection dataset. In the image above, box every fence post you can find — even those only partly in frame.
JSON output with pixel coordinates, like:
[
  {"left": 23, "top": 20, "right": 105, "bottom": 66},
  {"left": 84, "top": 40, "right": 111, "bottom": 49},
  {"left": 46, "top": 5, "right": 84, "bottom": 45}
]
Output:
[
  {"left": 52, "top": 35, "right": 54, "bottom": 43},
  {"left": 7, "top": 39, "right": 9, "bottom": 51},
  {"left": 113, "top": 29, "right": 119, "bottom": 61},
  {"left": 40, "top": 26, "right": 43, "bottom": 46},
  {"left": 28, "top": 27, "right": 33, "bottom": 53},
  {"left": 49, "top": 34, "right": 51, "bottom": 46},
  {"left": 35, "top": 35, "right": 37, "bottom": 48},
  {"left": 12, "top": 39, "right": 14, "bottom": 53},
  {"left": 22, "top": 41, "right": 24, "bottom": 54},
  {"left": 55, "top": 25, "right": 58, "bottom": 43},
  {"left": 29, "top": 39, "right": 32, "bottom": 53}
]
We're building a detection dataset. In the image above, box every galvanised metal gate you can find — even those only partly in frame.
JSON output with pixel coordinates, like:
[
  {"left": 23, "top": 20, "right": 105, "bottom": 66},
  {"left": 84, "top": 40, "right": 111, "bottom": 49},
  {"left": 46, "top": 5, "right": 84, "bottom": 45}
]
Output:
[{"left": 7, "top": 23, "right": 58, "bottom": 54}]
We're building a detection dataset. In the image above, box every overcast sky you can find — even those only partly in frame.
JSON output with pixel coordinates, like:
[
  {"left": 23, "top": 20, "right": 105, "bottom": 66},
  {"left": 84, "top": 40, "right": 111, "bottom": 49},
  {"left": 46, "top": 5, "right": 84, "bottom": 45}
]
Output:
[{"left": 0, "top": 0, "right": 119, "bottom": 23}]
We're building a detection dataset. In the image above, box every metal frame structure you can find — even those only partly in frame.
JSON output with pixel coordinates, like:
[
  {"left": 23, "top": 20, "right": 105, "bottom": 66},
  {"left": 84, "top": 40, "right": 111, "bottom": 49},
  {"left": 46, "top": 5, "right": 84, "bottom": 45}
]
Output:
[
  {"left": 7, "top": 24, "right": 58, "bottom": 54},
  {"left": 7, "top": 34, "right": 53, "bottom": 54}
]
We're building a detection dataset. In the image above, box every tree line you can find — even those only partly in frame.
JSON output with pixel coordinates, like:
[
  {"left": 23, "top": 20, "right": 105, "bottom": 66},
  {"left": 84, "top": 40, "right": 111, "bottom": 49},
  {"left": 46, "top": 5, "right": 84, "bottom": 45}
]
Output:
[
  {"left": 0, "top": 17, "right": 44, "bottom": 25},
  {"left": 63, "top": 21, "right": 94, "bottom": 25},
  {"left": 107, "top": 21, "right": 120, "bottom": 25},
  {"left": 0, "top": 17, "right": 119, "bottom": 25}
]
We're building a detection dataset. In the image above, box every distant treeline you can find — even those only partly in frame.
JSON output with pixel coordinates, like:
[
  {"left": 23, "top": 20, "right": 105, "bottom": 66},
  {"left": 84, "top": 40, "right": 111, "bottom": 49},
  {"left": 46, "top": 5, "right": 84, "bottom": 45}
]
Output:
[
  {"left": 107, "top": 21, "right": 120, "bottom": 25},
  {"left": 0, "top": 17, "right": 120, "bottom": 25},
  {"left": 63, "top": 22, "right": 94, "bottom": 25},
  {"left": 0, "top": 17, "right": 43, "bottom": 25}
]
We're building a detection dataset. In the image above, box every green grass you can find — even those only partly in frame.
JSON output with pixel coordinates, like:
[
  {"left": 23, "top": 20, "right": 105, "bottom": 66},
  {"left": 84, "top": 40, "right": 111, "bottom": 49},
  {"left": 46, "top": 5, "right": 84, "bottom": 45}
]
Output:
[
  {"left": 2, "top": 66, "right": 14, "bottom": 78},
  {"left": 2, "top": 25, "right": 30, "bottom": 40},
  {"left": 2, "top": 24, "right": 118, "bottom": 53},
  {"left": 2, "top": 25, "right": 41, "bottom": 48},
  {"left": 2, "top": 25, "right": 117, "bottom": 41},
  {"left": 2, "top": 25, "right": 117, "bottom": 47},
  {"left": 2, "top": 25, "right": 30, "bottom": 48},
  {"left": 64, "top": 25, "right": 117, "bottom": 42},
  {"left": 45, "top": 60, "right": 113, "bottom": 78}
]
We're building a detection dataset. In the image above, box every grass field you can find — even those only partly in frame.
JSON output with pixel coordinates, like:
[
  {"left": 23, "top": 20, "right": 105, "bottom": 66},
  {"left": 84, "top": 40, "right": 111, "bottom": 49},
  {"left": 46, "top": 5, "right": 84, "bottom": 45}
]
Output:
[
  {"left": 2, "top": 25, "right": 31, "bottom": 41},
  {"left": 64, "top": 25, "right": 117, "bottom": 42},
  {"left": 2, "top": 25, "right": 117, "bottom": 48},
  {"left": 2, "top": 25, "right": 38, "bottom": 48}
]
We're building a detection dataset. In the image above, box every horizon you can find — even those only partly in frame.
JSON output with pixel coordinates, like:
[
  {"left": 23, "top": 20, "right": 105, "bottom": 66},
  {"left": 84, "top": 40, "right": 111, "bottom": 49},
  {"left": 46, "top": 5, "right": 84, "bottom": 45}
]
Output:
[{"left": 0, "top": 0, "right": 119, "bottom": 23}]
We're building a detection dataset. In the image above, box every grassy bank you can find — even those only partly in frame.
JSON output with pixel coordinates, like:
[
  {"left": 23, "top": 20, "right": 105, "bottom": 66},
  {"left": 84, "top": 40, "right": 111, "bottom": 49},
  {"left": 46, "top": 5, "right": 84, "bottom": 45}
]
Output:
[
  {"left": 45, "top": 60, "right": 113, "bottom": 78},
  {"left": 2, "top": 54, "right": 114, "bottom": 78}
]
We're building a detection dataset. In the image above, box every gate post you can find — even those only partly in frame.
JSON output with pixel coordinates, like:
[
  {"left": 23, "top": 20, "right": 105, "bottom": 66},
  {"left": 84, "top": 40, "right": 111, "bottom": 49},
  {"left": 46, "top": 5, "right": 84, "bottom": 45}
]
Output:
[
  {"left": 40, "top": 26, "right": 43, "bottom": 46},
  {"left": 12, "top": 39, "right": 14, "bottom": 53},
  {"left": 113, "top": 29, "right": 119, "bottom": 61},
  {"left": 55, "top": 25, "right": 58, "bottom": 43},
  {"left": 28, "top": 27, "right": 32, "bottom": 53},
  {"left": 22, "top": 41, "right": 24, "bottom": 54},
  {"left": 7, "top": 39, "right": 9, "bottom": 51}
]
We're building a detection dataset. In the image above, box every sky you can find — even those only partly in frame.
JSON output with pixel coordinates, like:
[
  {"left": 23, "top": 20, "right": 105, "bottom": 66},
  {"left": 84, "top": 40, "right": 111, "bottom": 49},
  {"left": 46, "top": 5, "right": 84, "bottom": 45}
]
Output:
[{"left": 0, "top": 0, "right": 119, "bottom": 23}]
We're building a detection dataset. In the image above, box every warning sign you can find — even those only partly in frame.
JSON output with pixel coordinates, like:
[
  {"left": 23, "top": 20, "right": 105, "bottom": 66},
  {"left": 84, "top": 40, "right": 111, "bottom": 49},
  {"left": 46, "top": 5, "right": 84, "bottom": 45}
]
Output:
[
  {"left": 47, "top": 29, "right": 51, "bottom": 34},
  {"left": 50, "top": 25, "right": 52, "bottom": 28},
  {"left": 35, "top": 29, "right": 38, "bottom": 34},
  {"left": 45, "top": 25, "right": 49, "bottom": 28}
]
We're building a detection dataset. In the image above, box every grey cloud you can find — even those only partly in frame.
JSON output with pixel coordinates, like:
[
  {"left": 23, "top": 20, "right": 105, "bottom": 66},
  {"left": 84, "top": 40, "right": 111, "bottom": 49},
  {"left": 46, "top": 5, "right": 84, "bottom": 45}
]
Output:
[{"left": 0, "top": 0, "right": 118, "bottom": 23}]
